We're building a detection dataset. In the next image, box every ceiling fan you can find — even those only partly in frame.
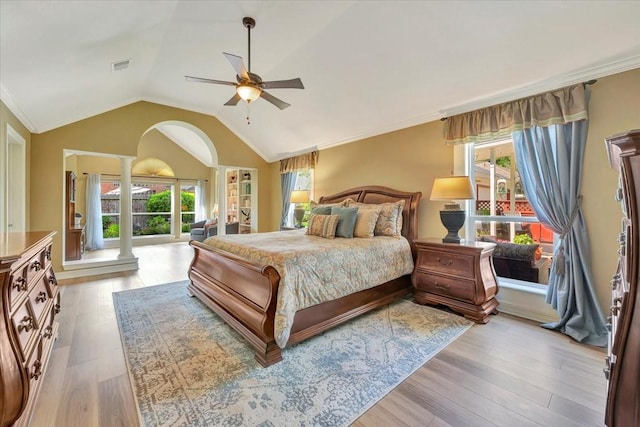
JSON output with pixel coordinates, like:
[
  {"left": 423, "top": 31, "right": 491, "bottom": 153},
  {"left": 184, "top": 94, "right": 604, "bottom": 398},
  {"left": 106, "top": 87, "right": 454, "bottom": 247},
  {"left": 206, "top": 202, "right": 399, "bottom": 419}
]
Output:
[{"left": 185, "top": 17, "right": 304, "bottom": 110}]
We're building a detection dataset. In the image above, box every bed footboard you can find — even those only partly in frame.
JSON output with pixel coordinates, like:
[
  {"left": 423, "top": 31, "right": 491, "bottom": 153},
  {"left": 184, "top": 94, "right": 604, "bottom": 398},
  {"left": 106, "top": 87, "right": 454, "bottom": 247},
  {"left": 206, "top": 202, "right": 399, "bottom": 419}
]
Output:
[{"left": 188, "top": 240, "right": 282, "bottom": 366}]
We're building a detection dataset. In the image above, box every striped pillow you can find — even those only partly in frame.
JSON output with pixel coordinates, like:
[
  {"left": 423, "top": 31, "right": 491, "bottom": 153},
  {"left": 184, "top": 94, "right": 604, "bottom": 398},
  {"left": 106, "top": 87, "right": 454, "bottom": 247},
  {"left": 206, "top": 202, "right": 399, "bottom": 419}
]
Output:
[{"left": 306, "top": 214, "right": 340, "bottom": 239}]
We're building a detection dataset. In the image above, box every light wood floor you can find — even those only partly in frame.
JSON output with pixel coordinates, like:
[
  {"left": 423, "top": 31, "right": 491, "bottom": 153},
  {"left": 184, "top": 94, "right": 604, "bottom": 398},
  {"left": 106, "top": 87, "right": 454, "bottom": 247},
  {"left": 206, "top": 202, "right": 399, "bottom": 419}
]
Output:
[{"left": 29, "top": 242, "right": 607, "bottom": 427}]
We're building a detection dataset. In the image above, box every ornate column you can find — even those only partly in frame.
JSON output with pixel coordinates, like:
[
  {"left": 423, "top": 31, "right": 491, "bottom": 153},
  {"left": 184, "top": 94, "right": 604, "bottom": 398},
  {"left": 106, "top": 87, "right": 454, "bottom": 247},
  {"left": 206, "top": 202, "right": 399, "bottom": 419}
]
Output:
[{"left": 118, "top": 156, "right": 135, "bottom": 259}]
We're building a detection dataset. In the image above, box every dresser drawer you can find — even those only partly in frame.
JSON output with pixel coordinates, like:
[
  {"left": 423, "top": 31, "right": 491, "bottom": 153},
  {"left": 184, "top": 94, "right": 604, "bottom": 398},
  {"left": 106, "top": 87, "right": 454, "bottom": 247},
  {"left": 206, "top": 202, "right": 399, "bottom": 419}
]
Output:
[
  {"left": 414, "top": 272, "right": 476, "bottom": 303},
  {"left": 416, "top": 250, "right": 475, "bottom": 279},
  {"left": 11, "top": 299, "right": 38, "bottom": 360},
  {"left": 29, "top": 275, "right": 52, "bottom": 325},
  {"left": 25, "top": 250, "right": 45, "bottom": 288},
  {"left": 9, "top": 267, "right": 29, "bottom": 310}
]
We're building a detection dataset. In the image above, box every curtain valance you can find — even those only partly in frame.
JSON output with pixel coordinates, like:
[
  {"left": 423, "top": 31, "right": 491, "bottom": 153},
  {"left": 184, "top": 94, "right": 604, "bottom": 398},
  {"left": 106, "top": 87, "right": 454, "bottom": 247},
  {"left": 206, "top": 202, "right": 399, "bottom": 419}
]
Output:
[
  {"left": 279, "top": 151, "right": 318, "bottom": 173},
  {"left": 443, "top": 83, "right": 588, "bottom": 145}
]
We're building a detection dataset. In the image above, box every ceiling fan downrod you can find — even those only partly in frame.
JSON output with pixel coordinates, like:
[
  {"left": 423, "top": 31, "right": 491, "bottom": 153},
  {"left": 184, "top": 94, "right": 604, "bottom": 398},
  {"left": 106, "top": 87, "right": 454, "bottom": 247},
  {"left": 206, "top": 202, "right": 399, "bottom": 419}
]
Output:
[{"left": 243, "top": 17, "right": 255, "bottom": 73}]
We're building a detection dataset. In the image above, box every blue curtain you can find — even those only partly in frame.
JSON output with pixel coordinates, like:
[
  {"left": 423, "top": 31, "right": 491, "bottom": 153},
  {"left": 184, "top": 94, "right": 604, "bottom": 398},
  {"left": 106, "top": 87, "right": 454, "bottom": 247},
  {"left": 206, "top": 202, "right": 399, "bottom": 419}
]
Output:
[
  {"left": 280, "top": 172, "right": 296, "bottom": 227},
  {"left": 513, "top": 121, "right": 607, "bottom": 346},
  {"left": 85, "top": 173, "right": 104, "bottom": 250}
]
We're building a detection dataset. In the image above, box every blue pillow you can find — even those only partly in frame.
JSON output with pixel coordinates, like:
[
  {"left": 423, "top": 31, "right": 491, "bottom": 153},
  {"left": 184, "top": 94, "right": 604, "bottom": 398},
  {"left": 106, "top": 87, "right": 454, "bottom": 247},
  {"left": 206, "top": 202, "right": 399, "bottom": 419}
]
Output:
[
  {"left": 311, "top": 206, "right": 332, "bottom": 215},
  {"left": 331, "top": 207, "right": 358, "bottom": 238}
]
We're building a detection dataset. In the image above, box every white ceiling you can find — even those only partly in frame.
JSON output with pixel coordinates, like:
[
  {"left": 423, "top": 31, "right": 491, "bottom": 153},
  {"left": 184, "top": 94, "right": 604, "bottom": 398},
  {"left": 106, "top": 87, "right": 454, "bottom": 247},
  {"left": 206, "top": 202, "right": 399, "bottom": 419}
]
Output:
[{"left": 2, "top": 1, "right": 639, "bottom": 164}]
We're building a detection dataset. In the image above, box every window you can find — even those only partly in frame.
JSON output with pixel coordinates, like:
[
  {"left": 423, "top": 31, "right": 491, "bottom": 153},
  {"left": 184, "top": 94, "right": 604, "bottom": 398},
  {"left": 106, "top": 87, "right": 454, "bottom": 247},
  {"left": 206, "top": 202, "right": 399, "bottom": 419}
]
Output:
[
  {"left": 467, "top": 139, "right": 555, "bottom": 286},
  {"left": 99, "top": 177, "right": 197, "bottom": 238},
  {"left": 287, "top": 169, "right": 313, "bottom": 228}
]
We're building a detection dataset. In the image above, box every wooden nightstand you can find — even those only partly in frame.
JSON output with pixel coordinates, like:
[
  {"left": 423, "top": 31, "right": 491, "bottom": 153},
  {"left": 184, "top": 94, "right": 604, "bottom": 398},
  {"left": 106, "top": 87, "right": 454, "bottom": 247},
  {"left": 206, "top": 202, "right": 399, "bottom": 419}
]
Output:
[{"left": 412, "top": 238, "right": 499, "bottom": 323}]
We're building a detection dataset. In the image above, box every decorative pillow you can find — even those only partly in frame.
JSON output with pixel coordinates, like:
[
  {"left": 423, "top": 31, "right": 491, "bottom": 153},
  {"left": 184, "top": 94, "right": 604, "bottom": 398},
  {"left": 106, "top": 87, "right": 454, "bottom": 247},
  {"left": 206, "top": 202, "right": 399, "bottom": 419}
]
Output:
[
  {"left": 306, "top": 214, "right": 340, "bottom": 239},
  {"left": 310, "top": 199, "right": 347, "bottom": 212},
  {"left": 310, "top": 206, "right": 332, "bottom": 215},
  {"left": 331, "top": 207, "right": 358, "bottom": 238},
  {"left": 353, "top": 209, "right": 380, "bottom": 238},
  {"left": 346, "top": 199, "right": 405, "bottom": 236}
]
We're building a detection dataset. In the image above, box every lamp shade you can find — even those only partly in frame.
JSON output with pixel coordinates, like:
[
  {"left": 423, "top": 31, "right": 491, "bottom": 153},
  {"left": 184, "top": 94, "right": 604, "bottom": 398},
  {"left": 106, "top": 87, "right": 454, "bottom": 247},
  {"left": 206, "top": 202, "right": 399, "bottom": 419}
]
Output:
[
  {"left": 430, "top": 176, "right": 475, "bottom": 201},
  {"left": 236, "top": 84, "right": 262, "bottom": 102},
  {"left": 290, "top": 190, "right": 310, "bottom": 203}
]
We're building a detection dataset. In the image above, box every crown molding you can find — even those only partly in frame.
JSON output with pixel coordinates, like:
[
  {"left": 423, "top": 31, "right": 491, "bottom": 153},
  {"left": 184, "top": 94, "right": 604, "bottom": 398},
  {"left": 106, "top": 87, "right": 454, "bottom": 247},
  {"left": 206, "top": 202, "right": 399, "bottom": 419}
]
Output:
[{"left": 0, "top": 83, "right": 37, "bottom": 132}]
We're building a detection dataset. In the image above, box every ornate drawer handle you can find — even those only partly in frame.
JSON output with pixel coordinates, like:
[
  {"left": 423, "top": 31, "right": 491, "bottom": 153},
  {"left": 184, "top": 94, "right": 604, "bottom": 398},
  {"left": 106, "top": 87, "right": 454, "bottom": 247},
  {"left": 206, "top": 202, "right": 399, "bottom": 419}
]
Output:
[
  {"left": 30, "top": 260, "right": 41, "bottom": 272},
  {"left": 48, "top": 273, "right": 57, "bottom": 285},
  {"left": 45, "top": 249, "right": 52, "bottom": 261},
  {"left": 435, "top": 283, "right": 450, "bottom": 291},
  {"left": 615, "top": 188, "right": 623, "bottom": 202},
  {"left": 613, "top": 296, "right": 623, "bottom": 306},
  {"left": 30, "top": 360, "right": 42, "bottom": 380},
  {"left": 18, "top": 315, "right": 34, "bottom": 333},
  {"left": 54, "top": 303, "right": 61, "bottom": 314},
  {"left": 436, "top": 257, "right": 453, "bottom": 266},
  {"left": 611, "top": 305, "right": 621, "bottom": 316},
  {"left": 43, "top": 325, "right": 53, "bottom": 339},
  {"left": 12, "top": 276, "right": 27, "bottom": 292},
  {"left": 35, "top": 291, "right": 47, "bottom": 303},
  {"left": 618, "top": 246, "right": 625, "bottom": 256},
  {"left": 618, "top": 233, "right": 626, "bottom": 245}
]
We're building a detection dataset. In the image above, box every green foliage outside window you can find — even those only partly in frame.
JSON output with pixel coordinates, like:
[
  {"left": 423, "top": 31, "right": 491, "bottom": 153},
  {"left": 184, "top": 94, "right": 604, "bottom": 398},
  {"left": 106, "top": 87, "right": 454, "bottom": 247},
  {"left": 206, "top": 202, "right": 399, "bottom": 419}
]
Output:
[{"left": 104, "top": 223, "right": 120, "bottom": 238}]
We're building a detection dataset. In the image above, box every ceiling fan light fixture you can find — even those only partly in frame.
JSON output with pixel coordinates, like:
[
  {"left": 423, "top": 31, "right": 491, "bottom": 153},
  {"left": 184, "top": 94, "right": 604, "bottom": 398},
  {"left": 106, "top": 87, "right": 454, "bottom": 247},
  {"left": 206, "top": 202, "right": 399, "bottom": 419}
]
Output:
[{"left": 236, "top": 84, "right": 262, "bottom": 102}]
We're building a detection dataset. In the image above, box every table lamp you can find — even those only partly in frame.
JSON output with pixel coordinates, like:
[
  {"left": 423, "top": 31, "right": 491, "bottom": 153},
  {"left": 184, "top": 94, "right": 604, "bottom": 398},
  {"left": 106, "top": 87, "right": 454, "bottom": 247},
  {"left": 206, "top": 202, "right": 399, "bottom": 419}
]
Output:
[
  {"left": 430, "top": 176, "right": 475, "bottom": 243},
  {"left": 290, "top": 190, "right": 310, "bottom": 228}
]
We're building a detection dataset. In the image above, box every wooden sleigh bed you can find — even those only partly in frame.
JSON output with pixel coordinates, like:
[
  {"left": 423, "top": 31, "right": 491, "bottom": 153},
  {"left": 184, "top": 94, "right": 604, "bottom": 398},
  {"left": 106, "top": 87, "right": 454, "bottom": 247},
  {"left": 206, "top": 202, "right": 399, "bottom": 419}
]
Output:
[{"left": 188, "top": 185, "right": 422, "bottom": 366}]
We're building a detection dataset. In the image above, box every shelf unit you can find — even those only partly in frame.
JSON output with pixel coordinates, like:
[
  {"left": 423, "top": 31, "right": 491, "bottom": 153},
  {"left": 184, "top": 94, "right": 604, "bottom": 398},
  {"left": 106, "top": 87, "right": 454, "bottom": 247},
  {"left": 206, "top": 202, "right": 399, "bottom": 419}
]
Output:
[{"left": 225, "top": 168, "right": 257, "bottom": 234}]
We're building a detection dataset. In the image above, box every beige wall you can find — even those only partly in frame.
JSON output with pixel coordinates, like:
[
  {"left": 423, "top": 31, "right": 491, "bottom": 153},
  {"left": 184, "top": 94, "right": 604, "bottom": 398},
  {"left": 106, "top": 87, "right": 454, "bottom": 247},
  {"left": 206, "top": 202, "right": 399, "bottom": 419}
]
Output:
[
  {"left": 29, "top": 101, "right": 271, "bottom": 271},
  {"left": 268, "top": 68, "right": 639, "bottom": 316},
  {"left": 7, "top": 68, "right": 639, "bottom": 314},
  {"left": 1, "top": 101, "right": 32, "bottom": 229}
]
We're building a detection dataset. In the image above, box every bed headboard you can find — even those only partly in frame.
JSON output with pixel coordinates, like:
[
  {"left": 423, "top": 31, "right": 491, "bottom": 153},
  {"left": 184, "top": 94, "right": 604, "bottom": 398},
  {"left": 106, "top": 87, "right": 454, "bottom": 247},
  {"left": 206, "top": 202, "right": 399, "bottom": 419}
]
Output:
[{"left": 318, "top": 186, "right": 422, "bottom": 254}]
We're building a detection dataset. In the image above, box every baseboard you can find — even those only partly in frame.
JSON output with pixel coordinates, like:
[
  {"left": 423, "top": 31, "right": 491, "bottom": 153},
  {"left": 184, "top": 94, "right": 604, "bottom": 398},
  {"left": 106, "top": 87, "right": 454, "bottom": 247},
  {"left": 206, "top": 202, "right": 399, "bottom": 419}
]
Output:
[
  {"left": 496, "top": 283, "right": 559, "bottom": 324},
  {"left": 57, "top": 257, "right": 139, "bottom": 280}
]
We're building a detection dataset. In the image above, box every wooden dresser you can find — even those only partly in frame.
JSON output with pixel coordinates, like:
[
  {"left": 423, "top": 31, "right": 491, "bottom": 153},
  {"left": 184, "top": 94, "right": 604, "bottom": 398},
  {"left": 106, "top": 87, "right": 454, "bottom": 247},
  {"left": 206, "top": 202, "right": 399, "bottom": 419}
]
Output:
[
  {"left": 0, "top": 231, "right": 60, "bottom": 427},
  {"left": 604, "top": 129, "right": 640, "bottom": 427},
  {"left": 412, "top": 238, "right": 499, "bottom": 323}
]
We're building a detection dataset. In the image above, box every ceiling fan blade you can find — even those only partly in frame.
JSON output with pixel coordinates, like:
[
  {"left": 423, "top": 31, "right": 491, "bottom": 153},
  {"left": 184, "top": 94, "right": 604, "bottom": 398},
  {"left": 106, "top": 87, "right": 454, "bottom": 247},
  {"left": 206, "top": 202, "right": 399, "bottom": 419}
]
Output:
[
  {"left": 261, "top": 78, "right": 304, "bottom": 90},
  {"left": 224, "top": 93, "right": 242, "bottom": 106},
  {"left": 260, "top": 91, "right": 290, "bottom": 110},
  {"left": 185, "top": 75, "right": 237, "bottom": 86},
  {"left": 223, "top": 52, "right": 250, "bottom": 81}
]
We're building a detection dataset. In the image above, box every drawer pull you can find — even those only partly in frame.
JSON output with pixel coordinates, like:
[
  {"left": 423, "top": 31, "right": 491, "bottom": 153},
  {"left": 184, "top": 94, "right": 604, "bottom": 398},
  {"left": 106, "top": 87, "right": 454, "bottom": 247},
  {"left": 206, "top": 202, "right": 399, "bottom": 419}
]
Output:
[
  {"left": 435, "top": 282, "right": 450, "bottom": 291},
  {"left": 30, "top": 360, "right": 42, "bottom": 380},
  {"left": 615, "top": 187, "right": 623, "bottom": 202},
  {"left": 30, "top": 260, "right": 41, "bottom": 272},
  {"left": 436, "top": 257, "right": 453, "bottom": 266},
  {"left": 45, "top": 249, "right": 52, "bottom": 261},
  {"left": 43, "top": 325, "right": 53, "bottom": 339},
  {"left": 54, "top": 303, "right": 61, "bottom": 314},
  {"left": 35, "top": 291, "right": 47, "bottom": 303},
  {"left": 613, "top": 296, "right": 623, "bottom": 307},
  {"left": 618, "top": 233, "right": 626, "bottom": 245},
  {"left": 12, "top": 276, "right": 27, "bottom": 292},
  {"left": 48, "top": 273, "right": 57, "bottom": 285},
  {"left": 18, "top": 315, "right": 34, "bottom": 333},
  {"left": 611, "top": 305, "right": 621, "bottom": 316}
]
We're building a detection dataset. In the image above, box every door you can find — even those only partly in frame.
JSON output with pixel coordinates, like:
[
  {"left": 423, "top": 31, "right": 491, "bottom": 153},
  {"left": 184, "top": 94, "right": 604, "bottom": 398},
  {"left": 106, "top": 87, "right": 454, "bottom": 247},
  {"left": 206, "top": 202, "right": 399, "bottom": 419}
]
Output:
[{"left": 4, "top": 125, "right": 26, "bottom": 233}]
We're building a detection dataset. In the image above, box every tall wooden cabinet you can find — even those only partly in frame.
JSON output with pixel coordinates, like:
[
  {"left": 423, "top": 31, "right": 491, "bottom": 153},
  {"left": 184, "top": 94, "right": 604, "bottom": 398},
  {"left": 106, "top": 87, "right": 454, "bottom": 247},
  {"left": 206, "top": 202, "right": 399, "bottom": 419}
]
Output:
[
  {"left": 65, "top": 171, "right": 85, "bottom": 260},
  {"left": 604, "top": 129, "right": 640, "bottom": 427},
  {"left": 0, "top": 231, "right": 60, "bottom": 427},
  {"left": 225, "top": 168, "right": 257, "bottom": 234}
]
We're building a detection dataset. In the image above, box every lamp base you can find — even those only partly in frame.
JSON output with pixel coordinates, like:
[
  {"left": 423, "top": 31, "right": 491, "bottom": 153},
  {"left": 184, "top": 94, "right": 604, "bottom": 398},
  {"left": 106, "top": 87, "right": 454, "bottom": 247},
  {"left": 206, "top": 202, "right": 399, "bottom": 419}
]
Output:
[
  {"left": 440, "top": 209, "right": 466, "bottom": 243},
  {"left": 294, "top": 207, "right": 305, "bottom": 228}
]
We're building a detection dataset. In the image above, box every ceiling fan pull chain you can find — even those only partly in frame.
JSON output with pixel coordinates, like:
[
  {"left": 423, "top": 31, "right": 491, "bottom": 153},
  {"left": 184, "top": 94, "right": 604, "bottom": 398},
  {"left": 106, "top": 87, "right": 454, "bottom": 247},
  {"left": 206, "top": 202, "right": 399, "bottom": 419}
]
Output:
[{"left": 246, "top": 103, "right": 251, "bottom": 125}]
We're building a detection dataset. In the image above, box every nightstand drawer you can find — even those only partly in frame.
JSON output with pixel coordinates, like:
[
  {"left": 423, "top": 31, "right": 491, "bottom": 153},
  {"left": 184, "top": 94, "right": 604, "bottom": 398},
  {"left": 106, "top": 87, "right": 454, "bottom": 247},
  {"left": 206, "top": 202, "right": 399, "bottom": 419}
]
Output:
[
  {"left": 416, "top": 250, "right": 475, "bottom": 279},
  {"left": 413, "top": 273, "right": 475, "bottom": 302}
]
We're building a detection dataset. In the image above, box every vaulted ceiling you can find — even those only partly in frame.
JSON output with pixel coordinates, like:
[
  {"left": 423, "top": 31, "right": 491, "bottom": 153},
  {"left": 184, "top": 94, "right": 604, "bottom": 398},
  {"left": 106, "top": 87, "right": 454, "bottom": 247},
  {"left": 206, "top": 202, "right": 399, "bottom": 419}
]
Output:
[{"left": 2, "top": 1, "right": 639, "bottom": 163}]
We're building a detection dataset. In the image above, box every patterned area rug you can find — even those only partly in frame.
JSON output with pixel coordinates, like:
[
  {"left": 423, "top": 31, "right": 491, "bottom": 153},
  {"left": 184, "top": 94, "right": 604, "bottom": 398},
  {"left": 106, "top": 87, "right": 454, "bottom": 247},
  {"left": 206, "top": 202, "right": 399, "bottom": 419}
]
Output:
[{"left": 113, "top": 281, "right": 472, "bottom": 427}]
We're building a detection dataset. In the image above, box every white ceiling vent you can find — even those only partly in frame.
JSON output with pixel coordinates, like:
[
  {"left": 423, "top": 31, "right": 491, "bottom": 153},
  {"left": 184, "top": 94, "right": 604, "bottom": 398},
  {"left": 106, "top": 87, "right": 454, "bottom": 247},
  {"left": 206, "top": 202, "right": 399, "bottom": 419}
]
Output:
[{"left": 111, "top": 59, "right": 131, "bottom": 72}]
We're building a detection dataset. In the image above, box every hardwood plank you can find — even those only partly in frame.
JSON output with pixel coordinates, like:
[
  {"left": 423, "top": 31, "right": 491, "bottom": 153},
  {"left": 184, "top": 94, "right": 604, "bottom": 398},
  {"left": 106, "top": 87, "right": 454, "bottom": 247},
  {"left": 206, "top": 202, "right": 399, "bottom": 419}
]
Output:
[
  {"left": 28, "top": 242, "right": 609, "bottom": 427},
  {"left": 426, "top": 357, "right": 585, "bottom": 427},
  {"left": 98, "top": 374, "right": 140, "bottom": 427}
]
